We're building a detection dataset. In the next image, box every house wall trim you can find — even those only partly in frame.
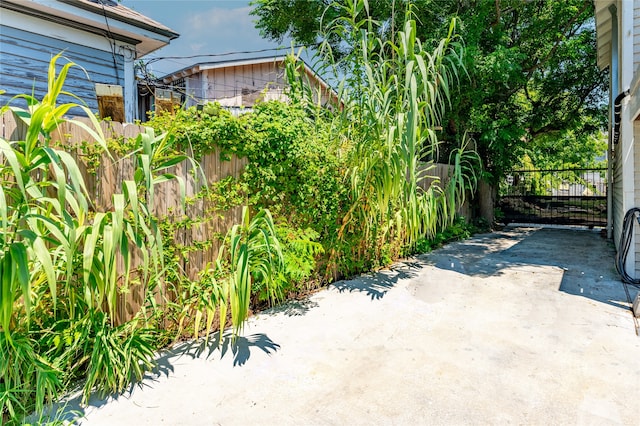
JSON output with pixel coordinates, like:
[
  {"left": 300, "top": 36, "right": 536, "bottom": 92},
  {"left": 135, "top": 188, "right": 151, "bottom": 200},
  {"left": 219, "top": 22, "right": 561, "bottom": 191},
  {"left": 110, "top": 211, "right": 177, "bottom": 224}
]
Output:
[{"left": 0, "top": 1, "right": 140, "bottom": 46}]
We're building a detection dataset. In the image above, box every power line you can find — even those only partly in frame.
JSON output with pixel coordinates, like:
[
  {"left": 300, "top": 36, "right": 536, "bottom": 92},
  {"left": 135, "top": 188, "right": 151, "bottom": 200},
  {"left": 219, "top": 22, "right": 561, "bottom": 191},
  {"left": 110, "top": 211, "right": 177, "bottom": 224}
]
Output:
[
  {"left": 143, "top": 43, "right": 318, "bottom": 65},
  {"left": 97, "top": 0, "right": 121, "bottom": 84}
]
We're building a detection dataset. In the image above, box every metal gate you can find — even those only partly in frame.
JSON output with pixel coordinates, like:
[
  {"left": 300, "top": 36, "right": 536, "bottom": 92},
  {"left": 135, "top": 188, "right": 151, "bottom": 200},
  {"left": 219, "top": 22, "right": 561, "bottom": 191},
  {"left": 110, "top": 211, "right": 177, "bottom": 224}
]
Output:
[{"left": 498, "top": 167, "right": 607, "bottom": 227}]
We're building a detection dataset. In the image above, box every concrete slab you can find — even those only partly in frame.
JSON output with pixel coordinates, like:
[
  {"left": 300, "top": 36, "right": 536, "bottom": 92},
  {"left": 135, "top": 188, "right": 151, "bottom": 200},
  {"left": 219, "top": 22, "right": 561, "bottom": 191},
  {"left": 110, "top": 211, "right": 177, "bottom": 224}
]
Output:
[{"left": 67, "top": 226, "right": 640, "bottom": 425}]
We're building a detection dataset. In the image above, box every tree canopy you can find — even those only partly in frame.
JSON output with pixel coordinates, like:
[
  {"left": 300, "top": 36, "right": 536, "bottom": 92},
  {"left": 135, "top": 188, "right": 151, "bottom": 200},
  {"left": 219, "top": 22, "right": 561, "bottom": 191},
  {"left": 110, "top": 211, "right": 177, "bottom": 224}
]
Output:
[{"left": 251, "top": 0, "right": 608, "bottom": 182}]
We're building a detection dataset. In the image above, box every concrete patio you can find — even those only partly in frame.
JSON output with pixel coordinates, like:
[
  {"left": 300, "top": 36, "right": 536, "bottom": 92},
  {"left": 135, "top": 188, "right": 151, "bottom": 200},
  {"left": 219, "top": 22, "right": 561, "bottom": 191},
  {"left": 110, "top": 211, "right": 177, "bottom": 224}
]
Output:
[{"left": 75, "top": 226, "right": 640, "bottom": 425}]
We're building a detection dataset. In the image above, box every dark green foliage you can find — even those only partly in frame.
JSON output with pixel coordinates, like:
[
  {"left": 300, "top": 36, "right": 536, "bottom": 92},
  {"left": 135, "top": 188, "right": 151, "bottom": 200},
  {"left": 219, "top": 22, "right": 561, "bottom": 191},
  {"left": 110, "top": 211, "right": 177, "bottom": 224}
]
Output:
[
  {"left": 0, "top": 55, "right": 187, "bottom": 423},
  {"left": 146, "top": 103, "right": 243, "bottom": 159},
  {"left": 251, "top": 0, "right": 607, "bottom": 181},
  {"left": 1, "top": 9, "right": 484, "bottom": 421},
  {"left": 414, "top": 217, "right": 475, "bottom": 254},
  {"left": 0, "top": 332, "right": 61, "bottom": 421},
  {"left": 147, "top": 100, "right": 348, "bottom": 237},
  {"left": 239, "top": 101, "right": 346, "bottom": 233},
  {"left": 271, "top": 225, "right": 324, "bottom": 298}
]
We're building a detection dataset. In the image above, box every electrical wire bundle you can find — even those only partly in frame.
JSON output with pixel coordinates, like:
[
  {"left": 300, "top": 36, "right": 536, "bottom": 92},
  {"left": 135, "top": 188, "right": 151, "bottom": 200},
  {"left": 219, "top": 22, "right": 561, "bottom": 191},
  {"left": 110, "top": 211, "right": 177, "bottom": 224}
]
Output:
[
  {"left": 615, "top": 208, "right": 640, "bottom": 335},
  {"left": 615, "top": 207, "right": 640, "bottom": 286}
]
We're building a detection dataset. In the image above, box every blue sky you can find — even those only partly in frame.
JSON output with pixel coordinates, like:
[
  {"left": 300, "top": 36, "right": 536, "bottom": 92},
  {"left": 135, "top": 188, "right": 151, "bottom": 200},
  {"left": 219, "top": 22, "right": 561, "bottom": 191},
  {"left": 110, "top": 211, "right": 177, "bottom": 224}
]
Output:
[{"left": 124, "top": 1, "right": 294, "bottom": 77}]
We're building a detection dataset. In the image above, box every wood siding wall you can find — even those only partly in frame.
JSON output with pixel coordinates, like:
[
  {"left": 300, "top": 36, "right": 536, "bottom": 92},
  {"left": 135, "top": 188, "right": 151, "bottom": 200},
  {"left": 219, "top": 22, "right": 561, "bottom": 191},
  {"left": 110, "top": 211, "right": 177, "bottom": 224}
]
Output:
[
  {"left": 181, "top": 62, "right": 334, "bottom": 108},
  {"left": 0, "top": 25, "right": 124, "bottom": 113},
  {"left": 635, "top": 2, "right": 640, "bottom": 69},
  {"left": 613, "top": 137, "right": 624, "bottom": 250},
  {"left": 203, "top": 62, "right": 287, "bottom": 107}
]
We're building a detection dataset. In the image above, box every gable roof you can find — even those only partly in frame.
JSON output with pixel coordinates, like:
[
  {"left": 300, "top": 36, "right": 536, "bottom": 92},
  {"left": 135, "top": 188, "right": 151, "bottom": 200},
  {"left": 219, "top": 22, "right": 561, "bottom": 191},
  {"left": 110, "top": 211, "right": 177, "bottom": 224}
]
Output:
[{"left": 1, "top": 0, "right": 178, "bottom": 56}]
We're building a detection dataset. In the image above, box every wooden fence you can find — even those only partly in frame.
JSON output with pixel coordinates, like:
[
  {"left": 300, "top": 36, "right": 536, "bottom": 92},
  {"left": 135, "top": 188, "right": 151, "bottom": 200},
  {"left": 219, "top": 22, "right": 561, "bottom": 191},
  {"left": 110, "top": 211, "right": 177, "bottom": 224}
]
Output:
[
  {"left": 2, "top": 111, "right": 468, "bottom": 321},
  {"left": 417, "top": 162, "right": 472, "bottom": 219},
  {"left": 1, "top": 111, "right": 247, "bottom": 322}
]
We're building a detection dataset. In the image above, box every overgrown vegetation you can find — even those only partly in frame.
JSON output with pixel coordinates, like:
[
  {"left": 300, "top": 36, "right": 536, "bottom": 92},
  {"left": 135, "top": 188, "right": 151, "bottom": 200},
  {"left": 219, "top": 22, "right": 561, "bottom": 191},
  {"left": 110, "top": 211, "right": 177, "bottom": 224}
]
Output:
[
  {"left": 0, "top": 54, "right": 187, "bottom": 422},
  {"left": 1, "top": 2, "right": 481, "bottom": 422},
  {"left": 251, "top": 0, "right": 608, "bottom": 212}
]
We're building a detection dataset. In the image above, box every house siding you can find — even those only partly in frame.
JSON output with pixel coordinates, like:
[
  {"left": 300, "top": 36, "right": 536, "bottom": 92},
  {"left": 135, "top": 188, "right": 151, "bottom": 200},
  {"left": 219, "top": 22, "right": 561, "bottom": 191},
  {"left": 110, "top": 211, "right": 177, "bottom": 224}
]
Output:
[
  {"left": 0, "top": 25, "right": 124, "bottom": 113},
  {"left": 613, "top": 138, "right": 624, "bottom": 250},
  {"left": 634, "top": 120, "right": 640, "bottom": 272},
  {"left": 171, "top": 60, "right": 335, "bottom": 109},
  {"left": 635, "top": 3, "right": 640, "bottom": 70},
  {"left": 203, "top": 62, "right": 287, "bottom": 107}
]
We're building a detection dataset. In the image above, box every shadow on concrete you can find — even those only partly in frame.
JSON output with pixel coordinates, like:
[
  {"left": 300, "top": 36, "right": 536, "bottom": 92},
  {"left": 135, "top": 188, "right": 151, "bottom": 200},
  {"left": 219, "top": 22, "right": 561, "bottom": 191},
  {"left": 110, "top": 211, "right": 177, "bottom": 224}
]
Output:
[
  {"left": 33, "top": 226, "right": 629, "bottom": 424},
  {"left": 419, "top": 226, "right": 630, "bottom": 310},
  {"left": 39, "top": 332, "right": 280, "bottom": 424},
  {"left": 158, "top": 332, "right": 280, "bottom": 367},
  {"left": 558, "top": 276, "right": 630, "bottom": 310},
  {"left": 268, "top": 298, "right": 320, "bottom": 316},
  {"left": 331, "top": 262, "right": 423, "bottom": 300}
]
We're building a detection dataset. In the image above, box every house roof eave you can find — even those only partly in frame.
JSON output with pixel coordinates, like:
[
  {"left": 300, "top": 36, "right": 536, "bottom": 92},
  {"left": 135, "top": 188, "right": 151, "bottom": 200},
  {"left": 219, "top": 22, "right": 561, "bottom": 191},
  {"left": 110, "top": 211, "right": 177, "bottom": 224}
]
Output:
[
  {"left": 60, "top": 0, "right": 178, "bottom": 39},
  {"left": 594, "top": 0, "right": 616, "bottom": 70},
  {"left": 1, "top": 0, "right": 179, "bottom": 57}
]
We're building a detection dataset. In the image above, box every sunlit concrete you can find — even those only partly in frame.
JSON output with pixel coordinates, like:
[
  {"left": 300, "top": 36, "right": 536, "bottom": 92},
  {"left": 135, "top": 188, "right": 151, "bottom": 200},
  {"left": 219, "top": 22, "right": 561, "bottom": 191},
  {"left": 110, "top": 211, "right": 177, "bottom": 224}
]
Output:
[{"left": 70, "top": 226, "right": 640, "bottom": 425}]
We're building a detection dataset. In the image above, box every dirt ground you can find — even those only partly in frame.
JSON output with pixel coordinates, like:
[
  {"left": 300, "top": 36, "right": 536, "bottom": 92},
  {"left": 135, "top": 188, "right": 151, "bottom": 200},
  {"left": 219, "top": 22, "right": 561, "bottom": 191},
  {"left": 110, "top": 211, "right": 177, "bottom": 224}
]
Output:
[{"left": 61, "top": 226, "right": 640, "bottom": 425}]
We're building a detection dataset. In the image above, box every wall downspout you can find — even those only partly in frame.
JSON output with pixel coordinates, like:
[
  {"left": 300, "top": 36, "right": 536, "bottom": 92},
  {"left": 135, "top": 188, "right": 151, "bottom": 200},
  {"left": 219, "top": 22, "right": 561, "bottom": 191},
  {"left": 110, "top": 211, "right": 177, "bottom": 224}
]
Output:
[{"left": 607, "top": 4, "right": 618, "bottom": 240}]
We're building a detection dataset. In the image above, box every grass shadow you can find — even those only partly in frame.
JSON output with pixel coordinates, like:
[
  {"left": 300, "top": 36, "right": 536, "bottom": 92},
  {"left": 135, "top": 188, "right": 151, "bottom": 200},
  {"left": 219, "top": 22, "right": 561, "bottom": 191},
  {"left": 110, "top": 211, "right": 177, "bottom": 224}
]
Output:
[
  {"left": 331, "top": 260, "right": 424, "bottom": 300},
  {"left": 38, "top": 331, "right": 280, "bottom": 424},
  {"left": 267, "top": 298, "right": 320, "bottom": 316}
]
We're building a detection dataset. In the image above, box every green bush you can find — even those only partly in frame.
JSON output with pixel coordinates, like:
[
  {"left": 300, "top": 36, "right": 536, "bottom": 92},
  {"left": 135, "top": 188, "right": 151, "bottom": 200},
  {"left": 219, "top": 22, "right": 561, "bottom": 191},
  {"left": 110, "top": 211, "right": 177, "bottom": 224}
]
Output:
[
  {"left": 239, "top": 101, "right": 346, "bottom": 232},
  {"left": 271, "top": 224, "right": 324, "bottom": 298},
  {"left": 414, "top": 217, "right": 475, "bottom": 254},
  {"left": 146, "top": 102, "right": 243, "bottom": 159}
]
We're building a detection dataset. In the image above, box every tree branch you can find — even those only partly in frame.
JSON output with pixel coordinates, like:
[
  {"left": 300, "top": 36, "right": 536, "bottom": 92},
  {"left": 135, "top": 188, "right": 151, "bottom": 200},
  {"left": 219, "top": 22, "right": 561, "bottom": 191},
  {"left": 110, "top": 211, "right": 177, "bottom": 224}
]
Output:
[{"left": 523, "top": 2, "right": 589, "bottom": 76}]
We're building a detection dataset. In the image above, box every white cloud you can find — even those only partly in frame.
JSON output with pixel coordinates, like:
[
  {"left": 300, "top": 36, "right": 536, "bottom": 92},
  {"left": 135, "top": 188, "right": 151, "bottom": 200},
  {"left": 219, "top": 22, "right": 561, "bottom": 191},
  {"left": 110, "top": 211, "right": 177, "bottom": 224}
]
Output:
[
  {"left": 183, "top": 6, "right": 270, "bottom": 54},
  {"left": 189, "top": 43, "right": 206, "bottom": 54}
]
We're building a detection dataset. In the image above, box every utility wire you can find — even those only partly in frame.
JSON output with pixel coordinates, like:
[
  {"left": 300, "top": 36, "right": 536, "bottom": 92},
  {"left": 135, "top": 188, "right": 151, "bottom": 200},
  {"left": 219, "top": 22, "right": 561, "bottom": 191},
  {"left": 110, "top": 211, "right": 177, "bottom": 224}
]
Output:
[
  {"left": 97, "top": 0, "right": 121, "bottom": 84},
  {"left": 614, "top": 207, "right": 640, "bottom": 335},
  {"left": 143, "top": 43, "right": 318, "bottom": 65}
]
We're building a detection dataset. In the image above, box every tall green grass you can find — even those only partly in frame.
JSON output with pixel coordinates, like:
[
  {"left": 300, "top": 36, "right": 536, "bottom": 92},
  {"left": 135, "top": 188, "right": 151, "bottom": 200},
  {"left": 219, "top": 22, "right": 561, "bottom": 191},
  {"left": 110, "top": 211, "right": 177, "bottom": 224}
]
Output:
[
  {"left": 302, "top": 0, "right": 480, "bottom": 271},
  {"left": 0, "top": 54, "right": 192, "bottom": 422},
  {"left": 0, "top": 5, "right": 483, "bottom": 419}
]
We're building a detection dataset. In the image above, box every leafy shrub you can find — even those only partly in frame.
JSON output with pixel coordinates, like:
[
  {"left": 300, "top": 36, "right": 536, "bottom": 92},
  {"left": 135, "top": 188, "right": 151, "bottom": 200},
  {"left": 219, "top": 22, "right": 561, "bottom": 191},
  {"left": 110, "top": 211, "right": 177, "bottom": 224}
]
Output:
[
  {"left": 270, "top": 225, "right": 324, "bottom": 298},
  {"left": 0, "top": 332, "right": 60, "bottom": 421},
  {"left": 414, "top": 217, "right": 475, "bottom": 253},
  {"left": 0, "top": 6, "right": 483, "bottom": 421},
  {"left": 146, "top": 102, "right": 243, "bottom": 159},
  {"left": 239, "top": 101, "right": 346, "bottom": 233}
]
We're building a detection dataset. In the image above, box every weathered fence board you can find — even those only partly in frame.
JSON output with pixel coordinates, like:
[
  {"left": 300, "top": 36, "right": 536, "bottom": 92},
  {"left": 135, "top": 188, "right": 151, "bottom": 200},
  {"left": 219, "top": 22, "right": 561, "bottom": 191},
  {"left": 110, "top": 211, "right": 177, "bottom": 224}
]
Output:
[
  {"left": 2, "top": 111, "right": 247, "bottom": 322},
  {"left": 417, "top": 162, "right": 472, "bottom": 219}
]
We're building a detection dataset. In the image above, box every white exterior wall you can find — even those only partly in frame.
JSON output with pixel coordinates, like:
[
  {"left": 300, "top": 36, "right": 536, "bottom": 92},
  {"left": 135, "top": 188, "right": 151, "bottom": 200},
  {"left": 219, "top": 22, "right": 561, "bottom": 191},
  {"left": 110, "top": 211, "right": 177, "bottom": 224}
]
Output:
[
  {"left": 613, "top": 0, "right": 640, "bottom": 276},
  {"left": 621, "top": 1, "right": 635, "bottom": 90},
  {"left": 619, "top": 1, "right": 636, "bottom": 274},
  {"left": 631, "top": 2, "right": 640, "bottom": 274},
  {"left": 634, "top": 120, "right": 640, "bottom": 273},
  {"left": 635, "top": 2, "right": 640, "bottom": 68},
  {"left": 595, "top": 0, "right": 640, "bottom": 278}
]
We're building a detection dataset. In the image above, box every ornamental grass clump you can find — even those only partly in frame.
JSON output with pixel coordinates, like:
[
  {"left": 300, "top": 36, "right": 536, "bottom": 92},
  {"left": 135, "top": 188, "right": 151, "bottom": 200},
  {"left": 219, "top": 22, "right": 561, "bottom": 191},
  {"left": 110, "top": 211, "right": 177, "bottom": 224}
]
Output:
[
  {"left": 0, "top": 54, "right": 193, "bottom": 423},
  {"left": 301, "top": 0, "right": 480, "bottom": 273}
]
